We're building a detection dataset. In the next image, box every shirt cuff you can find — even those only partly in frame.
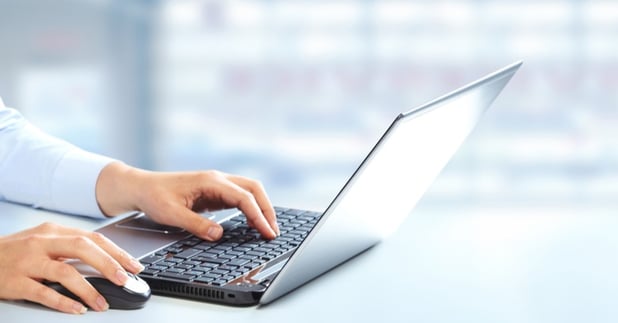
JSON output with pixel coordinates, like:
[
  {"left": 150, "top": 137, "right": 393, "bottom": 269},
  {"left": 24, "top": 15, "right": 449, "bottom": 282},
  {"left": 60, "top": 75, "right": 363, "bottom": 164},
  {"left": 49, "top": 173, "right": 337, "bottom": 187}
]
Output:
[{"left": 51, "top": 149, "right": 115, "bottom": 218}]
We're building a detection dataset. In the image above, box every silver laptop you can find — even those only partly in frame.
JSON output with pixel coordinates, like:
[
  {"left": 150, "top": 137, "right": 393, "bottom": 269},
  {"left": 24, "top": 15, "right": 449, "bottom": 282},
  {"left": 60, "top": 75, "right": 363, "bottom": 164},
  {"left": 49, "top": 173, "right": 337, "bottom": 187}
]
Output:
[{"left": 97, "top": 61, "right": 522, "bottom": 306}]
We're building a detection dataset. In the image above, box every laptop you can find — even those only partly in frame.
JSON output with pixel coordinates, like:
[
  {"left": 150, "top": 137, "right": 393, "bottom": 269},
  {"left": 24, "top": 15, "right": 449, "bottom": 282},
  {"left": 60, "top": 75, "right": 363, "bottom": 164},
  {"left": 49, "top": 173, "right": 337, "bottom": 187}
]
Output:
[{"left": 96, "top": 61, "right": 522, "bottom": 306}]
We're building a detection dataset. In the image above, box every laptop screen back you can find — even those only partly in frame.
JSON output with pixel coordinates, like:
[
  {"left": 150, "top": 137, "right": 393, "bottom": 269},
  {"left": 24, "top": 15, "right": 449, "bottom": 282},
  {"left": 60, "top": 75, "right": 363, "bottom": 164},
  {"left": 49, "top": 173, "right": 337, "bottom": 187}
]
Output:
[{"left": 261, "top": 61, "right": 522, "bottom": 304}]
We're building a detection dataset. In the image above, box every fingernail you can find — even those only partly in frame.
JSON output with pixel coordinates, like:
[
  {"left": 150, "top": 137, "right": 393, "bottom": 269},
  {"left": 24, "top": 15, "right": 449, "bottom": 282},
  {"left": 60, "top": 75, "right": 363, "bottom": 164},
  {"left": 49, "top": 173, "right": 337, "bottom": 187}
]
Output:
[
  {"left": 130, "top": 258, "right": 145, "bottom": 272},
  {"left": 207, "top": 225, "right": 223, "bottom": 241},
  {"left": 73, "top": 302, "right": 87, "bottom": 314},
  {"left": 116, "top": 269, "right": 129, "bottom": 285},
  {"left": 96, "top": 296, "right": 109, "bottom": 311}
]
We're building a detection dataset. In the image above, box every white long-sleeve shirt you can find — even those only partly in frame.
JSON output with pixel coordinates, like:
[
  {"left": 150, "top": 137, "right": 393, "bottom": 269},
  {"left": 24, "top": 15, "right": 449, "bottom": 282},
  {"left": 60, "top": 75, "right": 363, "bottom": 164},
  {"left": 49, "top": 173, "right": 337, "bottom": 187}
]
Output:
[{"left": 0, "top": 97, "right": 112, "bottom": 218}]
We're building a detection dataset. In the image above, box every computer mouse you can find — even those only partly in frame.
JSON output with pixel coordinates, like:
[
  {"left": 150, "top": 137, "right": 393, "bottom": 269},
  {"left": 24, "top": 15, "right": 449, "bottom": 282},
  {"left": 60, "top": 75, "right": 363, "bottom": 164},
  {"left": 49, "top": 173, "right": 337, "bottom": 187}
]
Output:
[{"left": 44, "top": 261, "right": 151, "bottom": 310}]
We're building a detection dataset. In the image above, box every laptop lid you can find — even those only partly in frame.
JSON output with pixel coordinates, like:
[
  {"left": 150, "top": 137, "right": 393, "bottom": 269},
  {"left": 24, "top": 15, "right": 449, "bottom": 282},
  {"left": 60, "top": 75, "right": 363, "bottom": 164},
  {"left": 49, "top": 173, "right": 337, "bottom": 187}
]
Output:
[{"left": 260, "top": 61, "right": 522, "bottom": 304}]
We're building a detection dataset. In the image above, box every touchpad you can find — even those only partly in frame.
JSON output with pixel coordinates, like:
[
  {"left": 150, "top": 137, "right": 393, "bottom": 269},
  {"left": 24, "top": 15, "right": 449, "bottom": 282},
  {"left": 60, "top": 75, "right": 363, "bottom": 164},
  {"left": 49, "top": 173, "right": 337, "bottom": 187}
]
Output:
[{"left": 116, "top": 213, "right": 185, "bottom": 234}]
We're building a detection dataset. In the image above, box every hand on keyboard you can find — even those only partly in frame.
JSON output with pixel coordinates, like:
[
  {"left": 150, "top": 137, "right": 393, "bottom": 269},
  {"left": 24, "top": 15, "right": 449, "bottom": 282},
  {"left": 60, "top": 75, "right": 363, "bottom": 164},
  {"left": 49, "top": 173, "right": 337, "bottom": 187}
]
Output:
[{"left": 96, "top": 164, "right": 280, "bottom": 241}]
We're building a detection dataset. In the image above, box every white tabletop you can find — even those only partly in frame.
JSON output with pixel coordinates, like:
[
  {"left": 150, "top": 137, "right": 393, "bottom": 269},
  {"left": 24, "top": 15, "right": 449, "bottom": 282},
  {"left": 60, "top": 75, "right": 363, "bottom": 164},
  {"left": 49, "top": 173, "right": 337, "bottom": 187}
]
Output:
[{"left": 2, "top": 200, "right": 618, "bottom": 323}]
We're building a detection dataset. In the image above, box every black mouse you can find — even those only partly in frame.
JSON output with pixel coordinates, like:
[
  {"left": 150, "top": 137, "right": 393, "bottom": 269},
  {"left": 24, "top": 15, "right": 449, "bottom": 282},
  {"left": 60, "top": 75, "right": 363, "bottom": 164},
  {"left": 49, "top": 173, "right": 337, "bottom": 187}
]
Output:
[{"left": 45, "top": 261, "right": 151, "bottom": 310}]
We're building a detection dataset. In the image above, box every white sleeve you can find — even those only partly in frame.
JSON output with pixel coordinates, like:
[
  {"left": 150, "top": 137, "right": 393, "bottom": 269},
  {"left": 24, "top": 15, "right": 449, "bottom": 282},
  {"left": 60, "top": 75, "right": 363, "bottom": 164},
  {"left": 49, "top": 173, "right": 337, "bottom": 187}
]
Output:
[{"left": 0, "top": 98, "right": 114, "bottom": 218}]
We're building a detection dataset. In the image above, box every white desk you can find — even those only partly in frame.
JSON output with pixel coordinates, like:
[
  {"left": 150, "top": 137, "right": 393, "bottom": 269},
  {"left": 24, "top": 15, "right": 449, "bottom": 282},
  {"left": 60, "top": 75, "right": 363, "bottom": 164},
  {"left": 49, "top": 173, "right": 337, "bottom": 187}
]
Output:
[{"left": 2, "top": 200, "right": 618, "bottom": 323}]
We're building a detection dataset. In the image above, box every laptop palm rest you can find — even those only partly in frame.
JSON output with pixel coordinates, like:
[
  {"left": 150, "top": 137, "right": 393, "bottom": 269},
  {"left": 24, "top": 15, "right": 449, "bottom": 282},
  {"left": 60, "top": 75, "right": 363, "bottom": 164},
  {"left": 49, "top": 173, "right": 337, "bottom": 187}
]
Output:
[
  {"left": 96, "top": 213, "right": 191, "bottom": 259},
  {"left": 96, "top": 209, "right": 243, "bottom": 259}
]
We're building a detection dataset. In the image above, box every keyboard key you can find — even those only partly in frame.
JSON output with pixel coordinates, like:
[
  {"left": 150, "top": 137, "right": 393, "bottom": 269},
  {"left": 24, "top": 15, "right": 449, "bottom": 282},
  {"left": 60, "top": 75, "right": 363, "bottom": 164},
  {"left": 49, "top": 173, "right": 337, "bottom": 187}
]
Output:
[
  {"left": 149, "top": 265, "right": 168, "bottom": 271},
  {"left": 211, "top": 279, "right": 228, "bottom": 286},
  {"left": 203, "top": 258, "right": 229, "bottom": 265},
  {"left": 140, "top": 255, "right": 164, "bottom": 265},
  {"left": 211, "top": 269, "right": 229, "bottom": 275},
  {"left": 194, "top": 276, "right": 215, "bottom": 284},
  {"left": 165, "top": 247, "right": 183, "bottom": 254},
  {"left": 227, "top": 258, "right": 250, "bottom": 267},
  {"left": 233, "top": 246, "right": 251, "bottom": 252},
  {"left": 158, "top": 261, "right": 176, "bottom": 267},
  {"left": 140, "top": 268, "right": 159, "bottom": 276},
  {"left": 186, "top": 270, "right": 205, "bottom": 276},
  {"left": 239, "top": 254, "right": 258, "bottom": 261},
  {"left": 158, "top": 272, "right": 195, "bottom": 281},
  {"left": 284, "top": 209, "right": 305, "bottom": 216},
  {"left": 218, "top": 265, "right": 238, "bottom": 271},
  {"left": 213, "top": 245, "right": 233, "bottom": 251},
  {"left": 229, "top": 271, "right": 244, "bottom": 278},
  {"left": 182, "top": 260, "right": 202, "bottom": 266},
  {"left": 261, "top": 243, "right": 279, "bottom": 249},
  {"left": 203, "top": 273, "right": 222, "bottom": 279},
  {"left": 244, "top": 262, "right": 263, "bottom": 270},
  {"left": 269, "top": 240, "right": 287, "bottom": 246},
  {"left": 183, "top": 237, "right": 202, "bottom": 247},
  {"left": 166, "top": 267, "right": 186, "bottom": 273},
  {"left": 194, "top": 241, "right": 217, "bottom": 250},
  {"left": 203, "top": 249, "right": 225, "bottom": 255},
  {"left": 167, "top": 257, "right": 184, "bottom": 263},
  {"left": 222, "top": 275, "right": 237, "bottom": 282},
  {"left": 193, "top": 265, "right": 216, "bottom": 272},
  {"left": 247, "top": 250, "right": 265, "bottom": 257},
  {"left": 175, "top": 248, "right": 202, "bottom": 259}
]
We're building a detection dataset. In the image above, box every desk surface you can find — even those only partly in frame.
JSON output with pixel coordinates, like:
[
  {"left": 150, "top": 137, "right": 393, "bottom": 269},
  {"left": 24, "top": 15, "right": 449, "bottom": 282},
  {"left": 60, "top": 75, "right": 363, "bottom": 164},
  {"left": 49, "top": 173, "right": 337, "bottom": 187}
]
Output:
[{"left": 2, "top": 200, "right": 618, "bottom": 323}]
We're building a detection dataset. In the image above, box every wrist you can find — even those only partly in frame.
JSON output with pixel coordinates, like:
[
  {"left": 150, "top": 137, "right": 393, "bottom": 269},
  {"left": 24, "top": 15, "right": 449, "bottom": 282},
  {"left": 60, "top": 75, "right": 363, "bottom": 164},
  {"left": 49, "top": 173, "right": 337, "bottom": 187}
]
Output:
[{"left": 95, "top": 162, "right": 148, "bottom": 216}]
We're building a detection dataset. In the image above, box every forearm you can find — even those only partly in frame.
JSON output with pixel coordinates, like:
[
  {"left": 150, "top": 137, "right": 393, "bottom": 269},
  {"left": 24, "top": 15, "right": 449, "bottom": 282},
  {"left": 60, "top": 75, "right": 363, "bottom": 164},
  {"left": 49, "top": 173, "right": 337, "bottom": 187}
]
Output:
[{"left": 1, "top": 105, "right": 113, "bottom": 217}]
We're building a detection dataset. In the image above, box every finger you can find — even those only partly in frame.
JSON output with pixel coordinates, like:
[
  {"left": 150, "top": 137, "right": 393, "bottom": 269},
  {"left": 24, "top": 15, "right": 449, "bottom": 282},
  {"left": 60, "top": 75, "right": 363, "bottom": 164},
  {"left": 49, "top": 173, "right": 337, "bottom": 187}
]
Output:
[
  {"left": 166, "top": 206, "right": 223, "bottom": 241},
  {"left": 19, "top": 278, "right": 88, "bottom": 314},
  {"left": 30, "top": 223, "right": 143, "bottom": 274},
  {"left": 227, "top": 175, "right": 279, "bottom": 235},
  {"left": 40, "top": 236, "right": 130, "bottom": 286},
  {"left": 86, "top": 232, "right": 144, "bottom": 274},
  {"left": 217, "top": 179, "right": 276, "bottom": 239},
  {"left": 34, "top": 261, "right": 108, "bottom": 312}
]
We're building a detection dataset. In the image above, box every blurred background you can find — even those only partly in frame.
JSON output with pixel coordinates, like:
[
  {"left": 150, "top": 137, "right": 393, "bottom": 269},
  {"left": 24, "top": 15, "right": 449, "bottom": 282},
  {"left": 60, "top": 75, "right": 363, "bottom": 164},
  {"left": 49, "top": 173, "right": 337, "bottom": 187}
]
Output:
[{"left": 0, "top": 0, "right": 616, "bottom": 211}]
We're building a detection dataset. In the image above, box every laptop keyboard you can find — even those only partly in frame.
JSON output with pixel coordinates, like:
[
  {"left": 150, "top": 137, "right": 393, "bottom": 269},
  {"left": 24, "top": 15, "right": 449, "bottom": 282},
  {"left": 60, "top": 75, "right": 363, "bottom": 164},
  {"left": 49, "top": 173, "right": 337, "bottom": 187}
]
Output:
[{"left": 138, "top": 207, "right": 321, "bottom": 286}]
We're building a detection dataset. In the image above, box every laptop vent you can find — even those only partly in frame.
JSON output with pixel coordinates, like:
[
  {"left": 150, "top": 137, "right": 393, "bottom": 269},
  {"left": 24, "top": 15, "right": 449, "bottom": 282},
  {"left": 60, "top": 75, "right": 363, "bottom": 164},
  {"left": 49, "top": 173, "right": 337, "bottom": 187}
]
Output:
[{"left": 152, "top": 281, "right": 225, "bottom": 300}]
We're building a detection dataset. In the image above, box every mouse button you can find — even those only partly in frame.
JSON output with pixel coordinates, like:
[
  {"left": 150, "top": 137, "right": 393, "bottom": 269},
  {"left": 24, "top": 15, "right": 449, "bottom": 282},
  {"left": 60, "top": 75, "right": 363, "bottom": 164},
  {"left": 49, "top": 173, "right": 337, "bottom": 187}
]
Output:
[{"left": 123, "top": 274, "right": 151, "bottom": 295}]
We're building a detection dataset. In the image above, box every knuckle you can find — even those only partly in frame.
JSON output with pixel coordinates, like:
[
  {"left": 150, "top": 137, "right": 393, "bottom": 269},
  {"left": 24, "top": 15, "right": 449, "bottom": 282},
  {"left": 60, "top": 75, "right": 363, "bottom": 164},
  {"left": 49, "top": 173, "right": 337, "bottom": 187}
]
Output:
[
  {"left": 71, "top": 236, "right": 93, "bottom": 250},
  {"left": 238, "top": 191, "right": 255, "bottom": 205},
  {"left": 24, "top": 234, "right": 44, "bottom": 247},
  {"left": 36, "top": 222, "right": 58, "bottom": 233},
  {"left": 200, "top": 170, "right": 220, "bottom": 181},
  {"left": 55, "top": 293, "right": 77, "bottom": 313},
  {"left": 245, "top": 179, "right": 263, "bottom": 192},
  {"left": 101, "top": 254, "right": 119, "bottom": 271},
  {"left": 254, "top": 180, "right": 265, "bottom": 190},
  {"left": 33, "top": 284, "right": 53, "bottom": 301},
  {"left": 89, "top": 232, "right": 108, "bottom": 245},
  {"left": 55, "top": 263, "right": 77, "bottom": 279}
]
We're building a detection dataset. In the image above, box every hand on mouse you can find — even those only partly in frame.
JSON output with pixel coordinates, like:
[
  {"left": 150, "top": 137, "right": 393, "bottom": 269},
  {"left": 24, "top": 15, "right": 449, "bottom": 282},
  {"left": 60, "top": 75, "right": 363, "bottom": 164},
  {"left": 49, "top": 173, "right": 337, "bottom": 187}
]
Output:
[
  {"left": 0, "top": 222, "right": 143, "bottom": 314},
  {"left": 95, "top": 162, "right": 280, "bottom": 241}
]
